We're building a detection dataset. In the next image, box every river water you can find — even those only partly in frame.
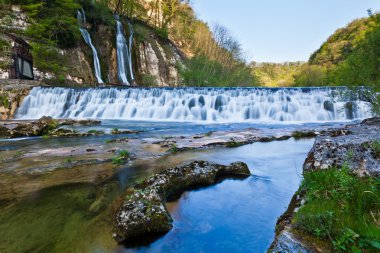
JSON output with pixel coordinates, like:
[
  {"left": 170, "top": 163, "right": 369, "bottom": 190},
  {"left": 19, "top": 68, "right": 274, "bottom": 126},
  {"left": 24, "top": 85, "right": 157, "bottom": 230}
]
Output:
[
  {"left": 0, "top": 86, "right": 371, "bottom": 253},
  {"left": 119, "top": 139, "right": 314, "bottom": 253}
]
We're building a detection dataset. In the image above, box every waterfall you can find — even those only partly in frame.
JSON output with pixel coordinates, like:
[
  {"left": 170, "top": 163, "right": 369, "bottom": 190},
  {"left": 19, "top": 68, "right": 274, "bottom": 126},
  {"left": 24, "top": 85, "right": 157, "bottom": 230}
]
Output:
[
  {"left": 77, "top": 9, "right": 104, "bottom": 84},
  {"left": 15, "top": 87, "right": 373, "bottom": 122},
  {"left": 115, "top": 16, "right": 135, "bottom": 85}
]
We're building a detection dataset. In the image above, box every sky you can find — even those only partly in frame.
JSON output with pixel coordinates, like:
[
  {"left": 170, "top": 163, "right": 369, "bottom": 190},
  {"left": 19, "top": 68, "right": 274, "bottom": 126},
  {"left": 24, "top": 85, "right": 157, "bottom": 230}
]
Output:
[{"left": 192, "top": 0, "right": 380, "bottom": 63}]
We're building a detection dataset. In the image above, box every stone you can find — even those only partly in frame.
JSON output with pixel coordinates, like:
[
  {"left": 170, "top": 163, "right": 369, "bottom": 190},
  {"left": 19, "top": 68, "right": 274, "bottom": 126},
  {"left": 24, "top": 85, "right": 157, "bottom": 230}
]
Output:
[
  {"left": 323, "top": 100, "right": 334, "bottom": 112},
  {"left": 113, "top": 161, "right": 251, "bottom": 243},
  {"left": 304, "top": 117, "right": 380, "bottom": 176}
]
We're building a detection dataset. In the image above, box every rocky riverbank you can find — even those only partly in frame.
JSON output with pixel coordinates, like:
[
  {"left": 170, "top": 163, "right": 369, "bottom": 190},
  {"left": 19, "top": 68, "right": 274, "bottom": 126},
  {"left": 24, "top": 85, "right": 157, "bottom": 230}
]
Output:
[
  {"left": 269, "top": 117, "right": 380, "bottom": 253},
  {"left": 0, "top": 116, "right": 100, "bottom": 138},
  {"left": 113, "top": 161, "right": 251, "bottom": 243},
  {"left": 0, "top": 81, "right": 36, "bottom": 120}
]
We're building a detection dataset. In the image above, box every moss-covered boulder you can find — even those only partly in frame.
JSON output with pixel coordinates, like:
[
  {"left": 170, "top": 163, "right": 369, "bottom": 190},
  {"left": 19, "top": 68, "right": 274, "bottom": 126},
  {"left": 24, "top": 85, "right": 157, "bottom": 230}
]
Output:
[{"left": 113, "top": 161, "right": 251, "bottom": 243}]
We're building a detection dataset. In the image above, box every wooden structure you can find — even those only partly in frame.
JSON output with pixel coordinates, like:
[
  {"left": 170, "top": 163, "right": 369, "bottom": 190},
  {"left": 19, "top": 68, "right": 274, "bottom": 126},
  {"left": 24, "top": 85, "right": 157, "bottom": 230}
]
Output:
[{"left": 3, "top": 33, "right": 34, "bottom": 80}]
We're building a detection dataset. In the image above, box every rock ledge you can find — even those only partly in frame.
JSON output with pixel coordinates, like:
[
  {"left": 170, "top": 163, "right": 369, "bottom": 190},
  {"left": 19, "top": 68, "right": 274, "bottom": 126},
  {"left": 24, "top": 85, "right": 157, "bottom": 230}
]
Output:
[{"left": 113, "top": 160, "right": 251, "bottom": 243}]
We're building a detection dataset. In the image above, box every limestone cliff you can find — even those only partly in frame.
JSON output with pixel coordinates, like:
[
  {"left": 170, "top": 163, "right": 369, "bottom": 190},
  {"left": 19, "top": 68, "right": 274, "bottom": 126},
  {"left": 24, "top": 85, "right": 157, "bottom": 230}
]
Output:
[{"left": 0, "top": 5, "right": 184, "bottom": 87}]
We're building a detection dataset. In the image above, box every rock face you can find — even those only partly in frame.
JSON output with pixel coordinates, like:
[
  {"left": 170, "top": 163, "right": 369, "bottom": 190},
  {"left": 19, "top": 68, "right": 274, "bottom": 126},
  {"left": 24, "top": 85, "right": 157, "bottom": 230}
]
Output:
[
  {"left": 304, "top": 117, "right": 380, "bottom": 176},
  {"left": 137, "top": 38, "right": 183, "bottom": 86},
  {"left": 113, "top": 161, "right": 251, "bottom": 243},
  {"left": 0, "top": 82, "right": 34, "bottom": 120}
]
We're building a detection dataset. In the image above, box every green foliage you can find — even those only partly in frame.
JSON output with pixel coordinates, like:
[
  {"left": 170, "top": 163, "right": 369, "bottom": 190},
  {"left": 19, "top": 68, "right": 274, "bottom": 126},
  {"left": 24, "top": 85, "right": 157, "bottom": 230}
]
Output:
[
  {"left": 31, "top": 42, "right": 68, "bottom": 75},
  {"left": 252, "top": 61, "right": 305, "bottom": 87},
  {"left": 112, "top": 149, "right": 129, "bottom": 165},
  {"left": 293, "top": 65, "right": 328, "bottom": 87},
  {"left": 310, "top": 16, "right": 377, "bottom": 66},
  {"left": 370, "top": 141, "right": 380, "bottom": 158},
  {"left": 0, "top": 95, "right": 9, "bottom": 108},
  {"left": 295, "top": 167, "right": 380, "bottom": 252},
  {"left": 23, "top": 0, "right": 80, "bottom": 48},
  {"left": 77, "top": 0, "right": 114, "bottom": 26},
  {"left": 180, "top": 55, "right": 257, "bottom": 86},
  {"left": 141, "top": 74, "right": 158, "bottom": 86},
  {"left": 305, "top": 14, "right": 380, "bottom": 88},
  {"left": 169, "top": 144, "right": 178, "bottom": 154}
]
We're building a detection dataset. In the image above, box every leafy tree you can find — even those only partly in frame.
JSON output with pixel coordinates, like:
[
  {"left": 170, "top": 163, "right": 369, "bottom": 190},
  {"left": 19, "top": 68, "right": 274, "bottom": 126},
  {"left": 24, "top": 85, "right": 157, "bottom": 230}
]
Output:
[{"left": 23, "top": 0, "right": 80, "bottom": 48}]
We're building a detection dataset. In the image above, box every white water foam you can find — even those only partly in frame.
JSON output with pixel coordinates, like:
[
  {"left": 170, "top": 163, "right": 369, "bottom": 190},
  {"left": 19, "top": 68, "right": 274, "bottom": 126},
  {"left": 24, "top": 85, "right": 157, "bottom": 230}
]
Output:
[{"left": 15, "top": 87, "right": 372, "bottom": 123}]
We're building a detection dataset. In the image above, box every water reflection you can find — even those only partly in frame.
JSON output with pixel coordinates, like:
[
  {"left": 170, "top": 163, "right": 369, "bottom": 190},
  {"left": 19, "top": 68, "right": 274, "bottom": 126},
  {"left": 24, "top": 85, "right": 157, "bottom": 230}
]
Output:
[{"left": 120, "top": 139, "right": 314, "bottom": 253}]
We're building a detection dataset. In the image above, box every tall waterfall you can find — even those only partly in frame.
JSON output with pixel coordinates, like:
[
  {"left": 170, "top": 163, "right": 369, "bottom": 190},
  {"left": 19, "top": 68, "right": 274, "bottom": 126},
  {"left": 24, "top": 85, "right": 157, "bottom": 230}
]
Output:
[
  {"left": 15, "top": 87, "right": 372, "bottom": 122},
  {"left": 116, "top": 16, "right": 135, "bottom": 85},
  {"left": 77, "top": 9, "right": 104, "bottom": 84}
]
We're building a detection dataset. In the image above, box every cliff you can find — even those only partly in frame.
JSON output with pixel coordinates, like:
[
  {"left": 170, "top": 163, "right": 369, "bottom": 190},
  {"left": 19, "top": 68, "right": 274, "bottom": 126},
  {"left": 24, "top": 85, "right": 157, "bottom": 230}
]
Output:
[{"left": 0, "top": 3, "right": 185, "bottom": 87}]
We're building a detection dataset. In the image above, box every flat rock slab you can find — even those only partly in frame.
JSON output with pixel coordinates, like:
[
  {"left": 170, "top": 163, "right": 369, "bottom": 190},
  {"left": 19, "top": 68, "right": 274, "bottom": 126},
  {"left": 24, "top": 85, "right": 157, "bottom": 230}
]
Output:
[
  {"left": 304, "top": 117, "right": 380, "bottom": 176},
  {"left": 113, "top": 161, "right": 251, "bottom": 243},
  {"left": 0, "top": 116, "right": 101, "bottom": 138}
]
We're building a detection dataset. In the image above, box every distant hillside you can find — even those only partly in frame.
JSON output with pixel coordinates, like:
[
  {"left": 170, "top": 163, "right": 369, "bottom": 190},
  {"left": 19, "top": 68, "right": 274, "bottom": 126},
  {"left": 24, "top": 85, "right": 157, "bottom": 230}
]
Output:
[
  {"left": 251, "top": 62, "right": 305, "bottom": 87},
  {"left": 309, "top": 16, "right": 377, "bottom": 66},
  {"left": 293, "top": 13, "right": 380, "bottom": 89}
]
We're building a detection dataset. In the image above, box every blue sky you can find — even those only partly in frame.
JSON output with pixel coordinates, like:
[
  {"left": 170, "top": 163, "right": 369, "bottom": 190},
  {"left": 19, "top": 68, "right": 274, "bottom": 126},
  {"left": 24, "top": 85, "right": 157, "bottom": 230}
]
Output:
[{"left": 192, "top": 0, "right": 380, "bottom": 63}]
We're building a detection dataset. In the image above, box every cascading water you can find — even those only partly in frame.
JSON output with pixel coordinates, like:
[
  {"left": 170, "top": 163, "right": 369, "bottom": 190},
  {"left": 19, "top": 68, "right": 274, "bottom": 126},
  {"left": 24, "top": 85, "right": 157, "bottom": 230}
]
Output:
[
  {"left": 15, "top": 87, "right": 372, "bottom": 122},
  {"left": 77, "top": 9, "right": 104, "bottom": 84},
  {"left": 115, "top": 16, "right": 135, "bottom": 85}
]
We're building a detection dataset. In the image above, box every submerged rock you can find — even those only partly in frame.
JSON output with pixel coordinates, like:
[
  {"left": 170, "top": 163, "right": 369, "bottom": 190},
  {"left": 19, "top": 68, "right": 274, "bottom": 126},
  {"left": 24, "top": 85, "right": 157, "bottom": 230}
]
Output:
[
  {"left": 304, "top": 117, "right": 380, "bottom": 176},
  {"left": 113, "top": 161, "right": 251, "bottom": 243},
  {"left": 323, "top": 100, "right": 334, "bottom": 113},
  {"left": 344, "top": 101, "right": 357, "bottom": 120}
]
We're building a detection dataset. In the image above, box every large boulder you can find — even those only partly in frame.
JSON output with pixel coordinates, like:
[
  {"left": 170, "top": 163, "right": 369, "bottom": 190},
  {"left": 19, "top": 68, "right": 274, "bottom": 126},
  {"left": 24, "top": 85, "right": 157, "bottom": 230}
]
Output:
[
  {"left": 113, "top": 161, "right": 251, "bottom": 243},
  {"left": 304, "top": 117, "right": 380, "bottom": 176}
]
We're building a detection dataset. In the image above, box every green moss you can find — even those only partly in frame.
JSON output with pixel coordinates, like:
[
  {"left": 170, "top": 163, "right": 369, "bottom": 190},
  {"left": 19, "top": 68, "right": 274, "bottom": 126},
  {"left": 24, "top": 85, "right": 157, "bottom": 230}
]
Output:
[
  {"left": 87, "top": 129, "right": 105, "bottom": 135},
  {"left": 292, "top": 131, "right": 316, "bottom": 140},
  {"left": 294, "top": 167, "right": 380, "bottom": 253},
  {"left": 112, "top": 150, "right": 129, "bottom": 165},
  {"left": 226, "top": 139, "right": 243, "bottom": 148}
]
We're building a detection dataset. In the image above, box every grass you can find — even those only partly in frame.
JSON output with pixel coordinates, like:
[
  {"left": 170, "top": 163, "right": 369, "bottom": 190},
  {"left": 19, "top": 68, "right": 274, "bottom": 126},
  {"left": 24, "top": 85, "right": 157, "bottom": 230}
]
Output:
[
  {"left": 371, "top": 141, "right": 380, "bottom": 158},
  {"left": 112, "top": 150, "right": 129, "bottom": 165},
  {"left": 294, "top": 167, "right": 380, "bottom": 252}
]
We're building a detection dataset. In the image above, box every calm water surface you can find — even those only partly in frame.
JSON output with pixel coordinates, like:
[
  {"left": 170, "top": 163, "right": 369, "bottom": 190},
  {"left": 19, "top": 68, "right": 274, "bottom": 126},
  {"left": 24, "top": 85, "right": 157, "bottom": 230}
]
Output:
[{"left": 120, "top": 138, "right": 314, "bottom": 253}]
